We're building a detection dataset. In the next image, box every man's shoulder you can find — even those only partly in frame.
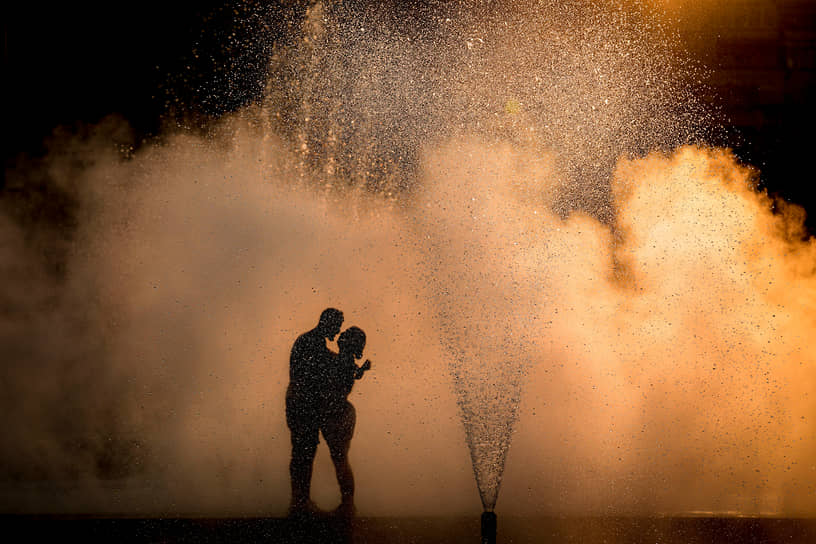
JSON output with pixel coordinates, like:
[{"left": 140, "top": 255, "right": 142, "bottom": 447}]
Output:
[
  {"left": 291, "top": 328, "right": 324, "bottom": 358},
  {"left": 293, "top": 328, "right": 318, "bottom": 344}
]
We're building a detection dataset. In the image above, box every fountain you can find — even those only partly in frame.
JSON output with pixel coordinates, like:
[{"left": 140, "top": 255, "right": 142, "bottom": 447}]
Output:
[{"left": 266, "top": 0, "right": 712, "bottom": 529}]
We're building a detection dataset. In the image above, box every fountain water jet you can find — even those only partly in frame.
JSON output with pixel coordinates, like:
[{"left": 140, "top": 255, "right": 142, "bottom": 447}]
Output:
[{"left": 412, "top": 138, "right": 556, "bottom": 515}]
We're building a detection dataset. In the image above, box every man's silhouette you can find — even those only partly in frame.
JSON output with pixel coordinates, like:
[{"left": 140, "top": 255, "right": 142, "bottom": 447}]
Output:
[{"left": 286, "top": 307, "right": 344, "bottom": 515}]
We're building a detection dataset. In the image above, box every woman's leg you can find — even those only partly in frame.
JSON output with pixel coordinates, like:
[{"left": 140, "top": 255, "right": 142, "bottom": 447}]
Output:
[{"left": 325, "top": 402, "right": 357, "bottom": 507}]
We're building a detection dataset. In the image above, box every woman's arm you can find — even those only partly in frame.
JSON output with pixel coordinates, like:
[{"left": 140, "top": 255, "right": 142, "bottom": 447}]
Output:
[{"left": 354, "top": 359, "right": 372, "bottom": 380}]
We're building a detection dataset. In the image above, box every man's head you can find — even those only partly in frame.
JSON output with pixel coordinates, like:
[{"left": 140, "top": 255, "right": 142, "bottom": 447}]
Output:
[
  {"left": 317, "top": 307, "right": 344, "bottom": 340},
  {"left": 338, "top": 326, "right": 366, "bottom": 359}
]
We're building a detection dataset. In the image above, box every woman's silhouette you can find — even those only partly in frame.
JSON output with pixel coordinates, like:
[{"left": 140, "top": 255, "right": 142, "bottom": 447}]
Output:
[{"left": 321, "top": 326, "right": 371, "bottom": 515}]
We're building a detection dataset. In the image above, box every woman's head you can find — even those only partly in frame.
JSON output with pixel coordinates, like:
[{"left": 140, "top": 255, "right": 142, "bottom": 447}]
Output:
[{"left": 338, "top": 326, "right": 366, "bottom": 359}]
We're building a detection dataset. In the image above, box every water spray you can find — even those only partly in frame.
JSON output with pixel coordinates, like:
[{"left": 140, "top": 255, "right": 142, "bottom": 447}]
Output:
[{"left": 443, "top": 332, "right": 526, "bottom": 544}]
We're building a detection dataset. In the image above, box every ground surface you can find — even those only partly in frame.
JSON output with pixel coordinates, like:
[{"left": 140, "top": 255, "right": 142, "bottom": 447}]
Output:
[{"left": 3, "top": 515, "right": 815, "bottom": 543}]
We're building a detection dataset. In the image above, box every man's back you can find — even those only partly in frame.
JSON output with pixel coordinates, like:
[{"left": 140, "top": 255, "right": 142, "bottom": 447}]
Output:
[{"left": 289, "top": 328, "right": 332, "bottom": 404}]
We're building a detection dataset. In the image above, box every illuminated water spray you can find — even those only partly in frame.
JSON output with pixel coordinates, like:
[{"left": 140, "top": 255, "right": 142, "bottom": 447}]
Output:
[
  {"left": 266, "top": 0, "right": 712, "bottom": 514},
  {"left": 430, "top": 257, "right": 530, "bottom": 513},
  {"left": 444, "top": 330, "right": 527, "bottom": 513},
  {"left": 413, "top": 138, "right": 554, "bottom": 512}
]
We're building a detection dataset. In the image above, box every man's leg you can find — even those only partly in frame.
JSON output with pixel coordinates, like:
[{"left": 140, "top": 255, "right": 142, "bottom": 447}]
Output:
[
  {"left": 287, "top": 401, "right": 320, "bottom": 514},
  {"left": 290, "top": 434, "right": 318, "bottom": 511}
]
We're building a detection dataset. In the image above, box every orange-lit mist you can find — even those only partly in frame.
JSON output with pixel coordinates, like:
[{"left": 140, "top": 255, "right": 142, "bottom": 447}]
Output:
[{"left": 2, "top": 0, "right": 815, "bottom": 519}]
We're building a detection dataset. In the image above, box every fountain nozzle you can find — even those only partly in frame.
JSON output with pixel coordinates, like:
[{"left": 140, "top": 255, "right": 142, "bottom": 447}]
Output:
[{"left": 481, "top": 511, "right": 497, "bottom": 544}]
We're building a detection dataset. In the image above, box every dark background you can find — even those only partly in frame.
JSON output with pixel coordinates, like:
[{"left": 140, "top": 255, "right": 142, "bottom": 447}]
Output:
[
  {"left": 682, "top": 0, "right": 816, "bottom": 231},
  {"left": 3, "top": 1, "right": 298, "bottom": 153},
  {"left": 4, "top": 0, "right": 816, "bottom": 229}
]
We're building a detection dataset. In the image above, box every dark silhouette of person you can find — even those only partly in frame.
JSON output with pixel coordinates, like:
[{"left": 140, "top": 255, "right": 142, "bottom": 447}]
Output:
[
  {"left": 320, "top": 326, "right": 371, "bottom": 515},
  {"left": 286, "top": 307, "right": 344, "bottom": 515}
]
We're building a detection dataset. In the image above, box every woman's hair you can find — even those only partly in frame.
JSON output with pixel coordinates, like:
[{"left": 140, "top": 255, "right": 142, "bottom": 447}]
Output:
[{"left": 338, "top": 326, "right": 366, "bottom": 354}]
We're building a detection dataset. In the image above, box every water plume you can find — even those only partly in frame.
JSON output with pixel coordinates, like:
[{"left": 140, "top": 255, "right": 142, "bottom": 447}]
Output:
[{"left": 413, "top": 138, "right": 558, "bottom": 510}]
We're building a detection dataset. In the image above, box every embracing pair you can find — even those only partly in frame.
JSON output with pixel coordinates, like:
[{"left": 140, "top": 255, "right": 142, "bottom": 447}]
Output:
[{"left": 286, "top": 308, "right": 372, "bottom": 517}]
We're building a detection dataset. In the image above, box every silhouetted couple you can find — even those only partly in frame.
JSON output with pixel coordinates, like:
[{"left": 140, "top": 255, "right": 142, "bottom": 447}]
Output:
[{"left": 287, "top": 308, "right": 372, "bottom": 518}]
